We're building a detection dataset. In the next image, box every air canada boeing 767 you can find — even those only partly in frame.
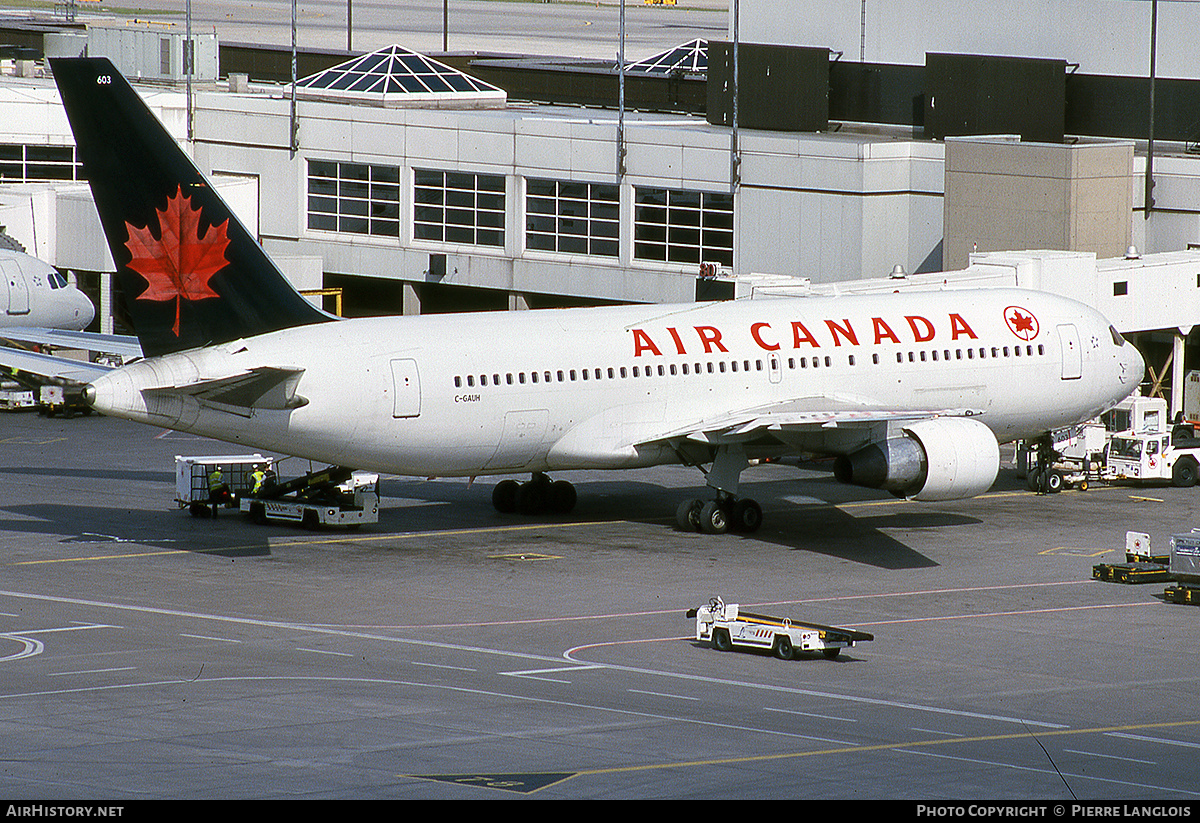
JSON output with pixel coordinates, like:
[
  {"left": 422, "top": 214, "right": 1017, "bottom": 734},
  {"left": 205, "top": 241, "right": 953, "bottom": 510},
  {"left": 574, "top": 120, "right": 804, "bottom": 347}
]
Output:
[{"left": 9, "top": 58, "right": 1144, "bottom": 533}]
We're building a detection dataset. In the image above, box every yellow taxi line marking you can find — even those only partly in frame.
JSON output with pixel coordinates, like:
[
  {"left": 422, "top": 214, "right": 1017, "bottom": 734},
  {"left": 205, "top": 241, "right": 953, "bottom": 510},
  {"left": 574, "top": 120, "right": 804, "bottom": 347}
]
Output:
[
  {"left": 572, "top": 719, "right": 1200, "bottom": 777},
  {"left": 7, "top": 550, "right": 187, "bottom": 565}
]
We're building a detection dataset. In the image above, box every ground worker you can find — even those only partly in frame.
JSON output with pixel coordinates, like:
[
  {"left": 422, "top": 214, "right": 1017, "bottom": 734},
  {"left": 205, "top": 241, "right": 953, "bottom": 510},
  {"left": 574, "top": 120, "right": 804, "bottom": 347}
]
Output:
[
  {"left": 251, "top": 464, "right": 267, "bottom": 496},
  {"left": 208, "top": 466, "right": 230, "bottom": 516}
]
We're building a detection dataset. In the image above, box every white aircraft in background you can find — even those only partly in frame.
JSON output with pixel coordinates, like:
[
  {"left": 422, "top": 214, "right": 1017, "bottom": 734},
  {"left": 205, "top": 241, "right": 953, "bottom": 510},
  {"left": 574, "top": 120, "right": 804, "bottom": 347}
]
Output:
[
  {"left": 0, "top": 247, "right": 139, "bottom": 387},
  {"left": 0, "top": 248, "right": 94, "bottom": 333},
  {"left": 0, "top": 57, "right": 1144, "bottom": 534}
]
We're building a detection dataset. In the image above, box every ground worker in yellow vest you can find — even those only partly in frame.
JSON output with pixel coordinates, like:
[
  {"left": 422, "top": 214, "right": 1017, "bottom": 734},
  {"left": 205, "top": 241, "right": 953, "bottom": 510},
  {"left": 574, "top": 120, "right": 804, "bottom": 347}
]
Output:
[
  {"left": 208, "top": 466, "right": 231, "bottom": 516},
  {"left": 251, "top": 464, "right": 267, "bottom": 497}
]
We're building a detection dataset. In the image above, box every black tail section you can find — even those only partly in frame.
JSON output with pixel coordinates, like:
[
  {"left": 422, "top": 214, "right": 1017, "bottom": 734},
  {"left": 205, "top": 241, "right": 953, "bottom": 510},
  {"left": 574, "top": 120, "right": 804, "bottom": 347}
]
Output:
[{"left": 51, "top": 57, "right": 330, "bottom": 358}]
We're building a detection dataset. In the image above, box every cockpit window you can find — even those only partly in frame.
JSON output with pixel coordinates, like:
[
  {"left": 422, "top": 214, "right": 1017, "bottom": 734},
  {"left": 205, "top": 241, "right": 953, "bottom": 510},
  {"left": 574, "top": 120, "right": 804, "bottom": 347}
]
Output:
[
  {"left": 1110, "top": 325, "right": 1126, "bottom": 346},
  {"left": 48, "top": 271, "right": 68, "bottom": 289}
]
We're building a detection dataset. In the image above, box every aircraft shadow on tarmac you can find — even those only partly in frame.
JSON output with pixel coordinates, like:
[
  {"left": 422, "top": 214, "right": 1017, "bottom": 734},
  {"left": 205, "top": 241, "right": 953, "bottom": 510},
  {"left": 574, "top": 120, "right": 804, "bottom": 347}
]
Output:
[
  {"left": 377, "top": 470, "right": 983, "bottom": 570},
  {"left": 0, "top": 467, "right": 983, "bottom": 568},
  {"left": 0, "top": 501, "right": 273, "bottom": 558},
  {"left": 0, "top": 464, "right": 175, "bottom": 484}
]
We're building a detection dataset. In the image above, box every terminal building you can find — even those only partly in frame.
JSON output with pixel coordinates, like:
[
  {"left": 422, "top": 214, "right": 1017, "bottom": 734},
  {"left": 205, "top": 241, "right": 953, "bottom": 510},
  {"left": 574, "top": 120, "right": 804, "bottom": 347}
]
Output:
[{"left": 2, "top": 0, "right": 1200, "bottom": 410}]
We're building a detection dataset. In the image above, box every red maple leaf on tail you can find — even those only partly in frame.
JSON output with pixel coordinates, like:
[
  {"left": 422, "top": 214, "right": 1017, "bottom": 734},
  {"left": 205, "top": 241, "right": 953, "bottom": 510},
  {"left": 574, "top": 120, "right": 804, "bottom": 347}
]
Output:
[{"left": 124, "top": 186, "right": 231, "bottom": 336}]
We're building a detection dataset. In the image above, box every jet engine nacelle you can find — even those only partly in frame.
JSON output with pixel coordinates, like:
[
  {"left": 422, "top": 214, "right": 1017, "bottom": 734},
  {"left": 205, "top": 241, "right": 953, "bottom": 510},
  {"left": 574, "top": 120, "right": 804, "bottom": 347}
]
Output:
[{"left": 833, "top": 416, "right": 1000, "bottom": 501}]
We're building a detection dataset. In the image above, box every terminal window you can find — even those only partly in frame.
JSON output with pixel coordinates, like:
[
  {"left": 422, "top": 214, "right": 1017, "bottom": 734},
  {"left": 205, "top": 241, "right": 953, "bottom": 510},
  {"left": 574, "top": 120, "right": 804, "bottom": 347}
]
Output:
[
  {"left": 526, "top": 179, "right": 619, "bottom": 257},
  {"left": 414, "top": 169, "right": 505, "bottom": 247},
  {"left": 0, "top": 144, "right": 82, "bottom": 182},
  {"left": 634, "top": 187, "right": 733, "bottom": 267},
  {"left": 307, "top": 160, "right": 400, "bottom": 237}
]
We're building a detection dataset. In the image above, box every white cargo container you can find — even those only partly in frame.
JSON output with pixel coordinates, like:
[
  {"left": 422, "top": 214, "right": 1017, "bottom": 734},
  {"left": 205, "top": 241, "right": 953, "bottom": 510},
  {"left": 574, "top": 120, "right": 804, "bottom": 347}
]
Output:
[{"left": 175, "top": 454, "right": 272, "bottom": 516}]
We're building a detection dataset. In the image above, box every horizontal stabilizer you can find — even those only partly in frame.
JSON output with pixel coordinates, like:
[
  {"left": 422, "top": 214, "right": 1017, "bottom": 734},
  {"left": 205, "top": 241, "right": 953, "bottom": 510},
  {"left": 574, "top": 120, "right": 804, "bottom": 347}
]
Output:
[
  {"left": 144, "top": 366, "right": 307, "bottom": 414},
  {"left": 0, "top": 346, "right": 113, "bottom": 385}
]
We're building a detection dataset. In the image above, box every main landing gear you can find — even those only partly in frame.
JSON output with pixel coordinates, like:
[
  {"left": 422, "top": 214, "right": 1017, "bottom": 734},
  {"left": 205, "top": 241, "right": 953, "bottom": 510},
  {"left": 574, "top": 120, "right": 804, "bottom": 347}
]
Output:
[
  {"left": 492, "top": 472, "right": 577, "bottom": 515},
  {"left": 675, "top": 494, "right": 763, "bottom": 534},
  {"left": 674, "top": 443, "right": 763, "bottom": 534}
]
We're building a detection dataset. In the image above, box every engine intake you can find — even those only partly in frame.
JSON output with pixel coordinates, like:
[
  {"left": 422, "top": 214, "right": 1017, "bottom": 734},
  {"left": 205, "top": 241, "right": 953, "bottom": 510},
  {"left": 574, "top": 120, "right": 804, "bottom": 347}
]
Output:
[{"left": 833, "top": 416, "right": 1000, "bottom": 501}]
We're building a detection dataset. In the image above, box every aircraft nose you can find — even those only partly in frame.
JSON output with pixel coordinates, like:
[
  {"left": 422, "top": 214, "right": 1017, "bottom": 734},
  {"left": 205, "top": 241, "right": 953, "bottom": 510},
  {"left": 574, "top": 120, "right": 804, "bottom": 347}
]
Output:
[
  {"left": 76, "top": 291, "right": 96, "bottom": 327},
  {"left": 1126, "top": 342, "right": 1146, "bottom": 389}
]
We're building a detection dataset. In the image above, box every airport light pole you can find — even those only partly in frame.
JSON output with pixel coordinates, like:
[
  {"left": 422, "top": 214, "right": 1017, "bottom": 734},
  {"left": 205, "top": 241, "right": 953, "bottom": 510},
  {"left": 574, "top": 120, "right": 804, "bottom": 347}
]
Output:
[
  {"left": 617, "top": 0, "right": 626, "bottom": 179},
  {"left": 1145, "top": 0, "right": 1157, "bottom": 220},
  {"left": 290, "top": 0, "right": 298, "bottom": 158},
  {"left": 730, "top": 0, "right": 740, "bottom": 192},
  {"left": 186, "top": 0, "right": 192, "bottom": 142}
]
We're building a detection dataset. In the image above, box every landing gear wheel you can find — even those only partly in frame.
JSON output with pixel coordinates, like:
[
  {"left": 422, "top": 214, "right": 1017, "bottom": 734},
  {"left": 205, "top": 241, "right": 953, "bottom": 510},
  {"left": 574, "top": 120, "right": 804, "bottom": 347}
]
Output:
[
  {"left": 699, "top": 500, "right": 729, "bottom": 534},
  {"left": 731, "top": 498, "right": 763, "bottom": 533},
  {"left": 676, "top": 498, "right": 703, "bottom": 531},
  {"left": 492, "top": 479, "right": 520, "bottom": 513},
  {"left": 774, "top": 634, "right": 794, "bottom": 660},
  {"left": 548, "top": 480, "right": 577, "bottom": 514},
  {"left": 517, "top": 479, "right": 546, "bottom": 515},
  {"left": 1046, "top": 470, "right": 1064, "bottom": 493}
]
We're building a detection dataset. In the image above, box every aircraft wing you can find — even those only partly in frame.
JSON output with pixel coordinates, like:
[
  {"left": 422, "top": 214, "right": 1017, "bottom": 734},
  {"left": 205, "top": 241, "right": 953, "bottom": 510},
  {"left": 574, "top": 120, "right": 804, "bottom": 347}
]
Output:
[
  {"left": 639, "top": 397, "right": 985, "bottom": 447},
  {"left": 0, "top": 346, "right": 114, "bottom": 385},
  {"left": 0, "top": 328, "right": 143, "bottom": 360},
  {"left": 550, "top": 394, "right": 986, "bottom": 468}
]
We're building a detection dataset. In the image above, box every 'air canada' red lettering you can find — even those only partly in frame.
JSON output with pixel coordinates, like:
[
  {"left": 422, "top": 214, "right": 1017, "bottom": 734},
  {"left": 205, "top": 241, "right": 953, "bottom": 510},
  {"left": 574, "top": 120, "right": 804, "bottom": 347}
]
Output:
[
  {"left": 906, "top": 315, "right": 935, "bottom": 342},
  {"left": 792, "top": 321, "right": 820, "bottom": 349},
  {"left": 666, "top": 327, "right": 687, "bottom": 355},
  {"left": 750, "top": 322, "right": 779, "bottom": 351},
  {"left": 825, "top": 319, "right": 858, "bottom": 347},
  {"left": 630, "top": 312, "right": 977, "bottom": 357},
  {"left": 632, "top": 329, "right": 661, "bottom": 357},
  {"left": 949, "top": 313, "right": 978, "bottom": 340},
  {"left": 872, "top": 317, "right": 901, "bottom": 344},
  {"left": 695, "top": 325, "right": 728, "bottom": 353}
]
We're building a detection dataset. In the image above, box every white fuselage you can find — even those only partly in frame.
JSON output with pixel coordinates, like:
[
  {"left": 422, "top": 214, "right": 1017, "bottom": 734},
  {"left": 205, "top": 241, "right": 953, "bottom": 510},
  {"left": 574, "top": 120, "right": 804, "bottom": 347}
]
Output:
[
  {"left": 85, "top": 287, "right": 1142, "bottom": 478},
  {"left": 0, "top": 251, "right": 94, "bottom": 332}
]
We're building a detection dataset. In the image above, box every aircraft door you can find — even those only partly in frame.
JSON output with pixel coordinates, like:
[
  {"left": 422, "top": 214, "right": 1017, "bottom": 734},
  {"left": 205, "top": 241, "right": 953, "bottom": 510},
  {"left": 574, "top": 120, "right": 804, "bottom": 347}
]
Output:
[
  {"left": 1, "top": 260, "right": 29, "bottom": 315},
  {"left": 768, "top": 354, "right": 782, "bottom": 384},
  {"left": 1057, "top": 324, "right": 1082, "bottom": 380},
  {"left": 390, "top": 358, "right": 421, "bottom": 418}
]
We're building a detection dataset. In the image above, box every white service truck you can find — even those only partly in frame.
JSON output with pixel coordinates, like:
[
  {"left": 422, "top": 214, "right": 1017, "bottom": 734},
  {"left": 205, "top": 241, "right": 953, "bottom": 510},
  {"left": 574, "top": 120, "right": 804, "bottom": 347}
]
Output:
[
  {"left": 0, "top": 379, "right": 34, "bottom": 410},
  {"left": 240, "top": 465, "right": 379, "bottom": 529},
  {"left": 1104, "top": 396, "right": 1200, "bottom": 487},
  {"left": 688, "top": 597, "right": 873, "bottom": 660},
  {"left": 1023, "top": 396, "right": 1194, "bottom": 491}
]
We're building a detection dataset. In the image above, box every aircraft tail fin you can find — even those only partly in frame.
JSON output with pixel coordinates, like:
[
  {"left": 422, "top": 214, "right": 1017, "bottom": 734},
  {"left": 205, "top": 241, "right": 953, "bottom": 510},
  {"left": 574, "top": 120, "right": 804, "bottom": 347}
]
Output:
[{"left": 50, "top": 57, "right": 331, "bottom": 358}]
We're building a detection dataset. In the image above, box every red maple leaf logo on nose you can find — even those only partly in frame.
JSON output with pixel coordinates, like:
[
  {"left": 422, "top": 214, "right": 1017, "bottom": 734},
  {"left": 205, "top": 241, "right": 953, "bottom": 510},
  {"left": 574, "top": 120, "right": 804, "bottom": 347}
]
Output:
[
  {"left": 124, "top": 186, "right": 230, "bottom": 336},
  {"left": 1004, "top": 306, "right": 1039, "bottom": 341}
]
